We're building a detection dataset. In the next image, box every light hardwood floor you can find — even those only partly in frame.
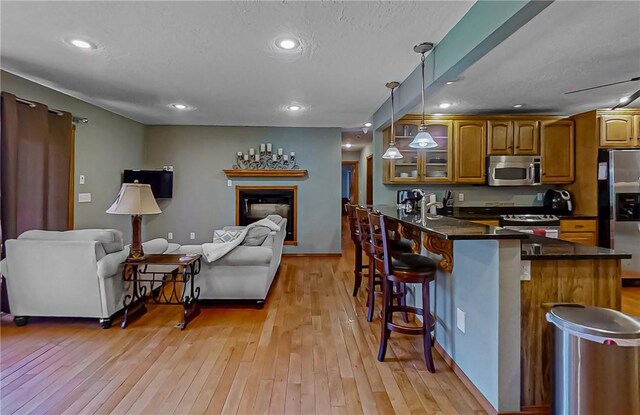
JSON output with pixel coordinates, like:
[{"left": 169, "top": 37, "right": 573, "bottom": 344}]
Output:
[{"left": 1, "top": 222, "right": 638, "bottom": 415}]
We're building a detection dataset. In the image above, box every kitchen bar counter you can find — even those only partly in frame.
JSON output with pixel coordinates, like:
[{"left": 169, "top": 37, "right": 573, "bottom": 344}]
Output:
[
  {"left": 521, "top": 234, "right": 632, "bottom": 260},
  {"left": 438, "top": 206, "right": 598, "bottom": 220},
  {"left": 373, "top": 205, "right": 527, "bottom": 240}
]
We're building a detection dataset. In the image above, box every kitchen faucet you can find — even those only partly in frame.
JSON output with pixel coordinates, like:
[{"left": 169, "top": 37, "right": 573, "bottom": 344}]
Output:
[{"left": 412, "top": 189, "right": 443, "bottom": 221}]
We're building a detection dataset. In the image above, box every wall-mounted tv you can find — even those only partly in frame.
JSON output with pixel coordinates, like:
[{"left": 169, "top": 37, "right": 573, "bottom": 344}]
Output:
[{"left": 123, "top": 169, "right": 173, "bottom": 198}]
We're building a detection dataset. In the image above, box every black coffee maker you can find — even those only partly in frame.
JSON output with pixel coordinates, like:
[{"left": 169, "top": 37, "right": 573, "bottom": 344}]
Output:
[
  {"left": 543, "top": 189, "right": 573, "bottom": 214},
  {"left": 397, "top": 190, "right": 423, "bottom": 211}
]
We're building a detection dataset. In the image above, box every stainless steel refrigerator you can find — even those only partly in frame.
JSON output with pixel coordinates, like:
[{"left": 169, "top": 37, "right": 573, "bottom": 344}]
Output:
[{"left": 598, "top": 149, "right": 640, "bottom": 284}]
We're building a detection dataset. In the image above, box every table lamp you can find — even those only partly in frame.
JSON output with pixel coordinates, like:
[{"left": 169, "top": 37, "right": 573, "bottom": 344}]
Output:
[{"left": 106, "top": 180, "right": 161, "bottom": 260}]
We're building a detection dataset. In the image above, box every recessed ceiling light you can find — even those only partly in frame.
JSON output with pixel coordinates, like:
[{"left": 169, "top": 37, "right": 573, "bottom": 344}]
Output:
[
  {"left": 67, "top": 38, "right": 97, "bottom": 50},
  {"left": 277, "top": 38, "right": 300, "bottom": 50},
  {"left": 287, "top": 105, "right": 302, "bottom": 111},
  {"left": 439, "top": 103, "right": 451, "bottom": 109},
  {"left": 364, "top": 122, "right": 372, "bottom": 127},
  {"left": 345, "top": 143, "right": 352, "bottom": 148},
  {"left": 513, "top": 104, "right": 524, "bottom": 108},
  {"left": 170, "top": 103, "right": 190, "bottom": 110},
  {"left": 619, "top": 96, "right": 630, "bottom": 103}
]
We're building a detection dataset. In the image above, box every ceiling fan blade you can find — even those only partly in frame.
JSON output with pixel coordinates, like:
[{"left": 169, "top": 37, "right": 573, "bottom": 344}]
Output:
[
  {"left": 612, "top": 88, "right": 640, "bottom": 109},
  {"left": 565, "top": 76, "right": 640, "bottom": 94}
]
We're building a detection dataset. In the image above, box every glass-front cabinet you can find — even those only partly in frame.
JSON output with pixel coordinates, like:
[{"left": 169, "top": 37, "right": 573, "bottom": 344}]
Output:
[{"left": 383, "top": 119, "right": 453, "bottom": 184}]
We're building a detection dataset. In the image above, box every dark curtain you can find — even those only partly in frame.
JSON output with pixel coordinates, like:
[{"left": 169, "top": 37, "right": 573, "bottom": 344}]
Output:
[{"left": 0, "top": 92, "right": 73, "bottom": 312}]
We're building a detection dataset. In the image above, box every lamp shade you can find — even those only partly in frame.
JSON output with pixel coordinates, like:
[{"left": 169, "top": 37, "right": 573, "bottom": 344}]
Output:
[
  {"left": 409, "top": 128, "right": 438, "bottom": 149},
  {"left": 382, "top": 144, "right": 403, "bottom": 160},
  {"left": 106, "top": 183, "right": 161, "bottom": 215}
]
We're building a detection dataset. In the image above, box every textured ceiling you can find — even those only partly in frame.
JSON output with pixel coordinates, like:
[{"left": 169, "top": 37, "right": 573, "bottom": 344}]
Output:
[
  {"left": 0, "top": 1, "right": 473, "bottom": 127},
  {"left": 341, "top": 129, "right": 372, "bottom": 150},
  {"left": 412, "top": 1, "right": 640, "bottom": 116}
]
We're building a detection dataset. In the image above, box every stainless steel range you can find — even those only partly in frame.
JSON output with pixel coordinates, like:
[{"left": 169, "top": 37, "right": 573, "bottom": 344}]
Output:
[{"left": 499, "top": 214, "right": 560, "bottom": 238}]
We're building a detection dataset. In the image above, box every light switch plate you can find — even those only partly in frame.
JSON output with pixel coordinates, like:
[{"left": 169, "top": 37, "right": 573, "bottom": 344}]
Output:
[
  {"left": 78, "top": 193, "right": 91, "bottom": 203},
  {"left": 537, "top": 192, "right": 544, "bottom": 201},
  {"left": 167, "top": 232, "right": 173, "bottom": 240},
  {"left": 79, "top": 175, "right": 85, "bottom": 185},
  {"left": 456, "top": 308, "right": 466, "bottom": 333},
  {"left": 227, "top": 180, "right": 233, "bottom": 187},
  {"left": 458, "top": 192, "right": 465, "bottom": 202},
  {"left": 521, "top": 260, "right": 531, "bottom": 281},
  {"left": 190, "top": 232, "right": 195, "bottom": 240}
]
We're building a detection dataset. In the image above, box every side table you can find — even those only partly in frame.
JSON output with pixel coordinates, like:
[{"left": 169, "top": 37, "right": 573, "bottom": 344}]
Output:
[{"left": 121, "top": 254, "right": 201, "bottom": 330}]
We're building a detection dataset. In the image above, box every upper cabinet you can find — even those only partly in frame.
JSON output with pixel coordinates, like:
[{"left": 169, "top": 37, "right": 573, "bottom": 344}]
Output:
[
  {"left": 487, "top": 120, "right": 540, "bottom": 155},
  {"left": 513, "top": 120, "right": 540, "bottom": 155},
  {"left": 383, "top": 120, "right": 453, "bottom": 184},
  {"left": 540, "top": 120, "right": 575, "bottom": 184},
  {"left": 635, "top": 115, "right": 640, "bottom": 145},
  {"left": 600, "top": 114, "right": 635, "bottom": 147},
  {"left": 454, "top": 120, "right": 486, "bottom": 183}
]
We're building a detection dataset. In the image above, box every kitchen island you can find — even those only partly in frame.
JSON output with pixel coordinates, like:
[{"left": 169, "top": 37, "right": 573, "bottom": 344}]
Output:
[{"left": 374, "top": 206, "right": 631, "bottom": 413}]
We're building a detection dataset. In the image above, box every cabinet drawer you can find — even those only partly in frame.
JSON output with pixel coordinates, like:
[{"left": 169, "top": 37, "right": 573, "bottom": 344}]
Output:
[
  {"left": 560, "top": 219, "right": 597, "bottom": 233},
  {"left": 560, "top": 232, "right": 597, "bottom": 246}
]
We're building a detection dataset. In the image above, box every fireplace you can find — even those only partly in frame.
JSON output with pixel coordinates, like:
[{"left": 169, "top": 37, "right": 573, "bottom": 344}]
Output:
[{"left": 236, "top": 186, "right": 297, "bottom": 244}]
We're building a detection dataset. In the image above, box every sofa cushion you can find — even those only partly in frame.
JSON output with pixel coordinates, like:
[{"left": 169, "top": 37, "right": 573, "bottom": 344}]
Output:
[
  {"left": 18, "top": 229, "right": 124, "bottom": 254},
  {"left": 242, "top": 226, "right": 271, "bottom": 246},
  {"left": 216, "top": 246, "right": 272, "bottom": 266},
  {"left": 141, "top": 238, "right": 169, "bottom": 254}
]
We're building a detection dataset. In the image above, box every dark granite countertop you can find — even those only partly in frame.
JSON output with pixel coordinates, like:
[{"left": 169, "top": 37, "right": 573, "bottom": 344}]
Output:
[
  {"left": 521, "top": 234, "right": 632, "bottom": 260},
  {"left": 436, "top": 206, "right": 597, "bottom": 220},
  {"left": 374, "top": 205, "right": 527, "bottom": 241}
]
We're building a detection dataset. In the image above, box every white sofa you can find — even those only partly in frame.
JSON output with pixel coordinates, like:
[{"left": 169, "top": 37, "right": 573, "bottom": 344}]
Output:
[
  {"left": 178, "top": 217, "right": 287, "bottom": 308},
  {"left": 1, "top": 230, "right": 177, "bottom": 328}
]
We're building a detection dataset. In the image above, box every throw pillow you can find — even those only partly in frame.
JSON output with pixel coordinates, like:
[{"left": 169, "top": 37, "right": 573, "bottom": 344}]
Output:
[
  {"left": 213, "top": 230, "right": 243, "bottom": 243},
  {"left": 242, "top": 226, "right": 271, "bottom": 246}
]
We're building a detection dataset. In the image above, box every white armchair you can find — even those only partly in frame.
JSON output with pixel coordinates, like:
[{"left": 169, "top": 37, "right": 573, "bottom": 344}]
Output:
[{"left": 0, "top": 229, "right": 177, "bottom": 328}]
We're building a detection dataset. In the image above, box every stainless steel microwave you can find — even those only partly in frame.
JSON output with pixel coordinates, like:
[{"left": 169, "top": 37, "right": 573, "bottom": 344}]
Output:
[{"left": 487, "top": 156, "right": 542, "bottom": 186}]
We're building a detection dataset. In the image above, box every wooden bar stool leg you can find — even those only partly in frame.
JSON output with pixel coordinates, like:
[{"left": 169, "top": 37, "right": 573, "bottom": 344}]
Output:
[
  {"left": 422, "top": 280, "right": 436, "bottom": 373},
  {"left": 353, "top": 244, "right": 363, "bottom": 296},
  {"left": 366, "top": 254, "right": 376, "bottom": 322},
  {"left": 377, "top": 278, "right": 392, "bottom": 362},
  {"left": 397, "top": 282, "right": 409, "bottom": 323}
]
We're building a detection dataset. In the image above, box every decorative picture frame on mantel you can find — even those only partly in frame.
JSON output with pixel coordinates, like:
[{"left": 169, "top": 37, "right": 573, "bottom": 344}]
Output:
[{"left": 223, "top": 143, "right": 308, "bottom": 178}]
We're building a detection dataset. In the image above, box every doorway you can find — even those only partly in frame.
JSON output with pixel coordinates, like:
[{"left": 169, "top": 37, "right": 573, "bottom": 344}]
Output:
[
  {"left": 366, "top": 155, "right": 373, "bottom": 205},
  {"left": 341, "top": 161, "right": 359, "bottom": 214}
]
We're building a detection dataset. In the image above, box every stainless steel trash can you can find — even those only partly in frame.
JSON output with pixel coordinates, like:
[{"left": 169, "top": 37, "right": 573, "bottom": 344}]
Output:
[{"left": 547, "top": 305, "right": 640, "bottom": 415}]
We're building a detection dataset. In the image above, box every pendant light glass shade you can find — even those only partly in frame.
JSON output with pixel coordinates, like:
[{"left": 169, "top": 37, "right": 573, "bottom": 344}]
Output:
[
  {"left": 409, "top": 126, "right": 438, "bottom": 148},
  {"left": 411, "top": 42, "right": 438, "bottom": 149},
  {"left": 382, "top": 144, "right": 403, "bottom": 159},
  {"left": 382, "top": 81, "right": 403, "bottom": 160}
]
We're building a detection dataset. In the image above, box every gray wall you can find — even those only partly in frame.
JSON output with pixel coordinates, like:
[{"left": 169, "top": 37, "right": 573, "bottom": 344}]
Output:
[
  {"left": 371, "top": 130, "right": 553, "bottom": 207},
  {"left": 358, "top": 142, "right": 373, "bottom": 204},
  {"left": 1, "top": 71, "right": 145, "bottom": 238},
  {"left": 144, "top": 126, "right": 342, "bottom": 254}
]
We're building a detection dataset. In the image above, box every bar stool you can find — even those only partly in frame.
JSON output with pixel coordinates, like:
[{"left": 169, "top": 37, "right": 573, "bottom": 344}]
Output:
[
  {"left": 345, "top": 203, "right": 367, "bottom": 296},
  {"left": 369, "top": 211, "right": 438, "bottom": 373}
]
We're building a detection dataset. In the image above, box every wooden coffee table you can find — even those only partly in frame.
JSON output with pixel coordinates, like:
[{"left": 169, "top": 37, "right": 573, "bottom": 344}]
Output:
[{"left": 121, "top": 254, "right": 201, "bottom": 330}]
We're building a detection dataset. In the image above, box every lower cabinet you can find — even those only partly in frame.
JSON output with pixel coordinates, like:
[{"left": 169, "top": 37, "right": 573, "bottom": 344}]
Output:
[{"left": 560, "top": 219, "right": 597, "bottom": 246}]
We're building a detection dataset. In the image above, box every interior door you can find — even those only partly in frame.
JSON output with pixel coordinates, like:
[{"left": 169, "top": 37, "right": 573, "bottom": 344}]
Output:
[{"left": 366, "top": 155, "right": 373, "bottom": 205}]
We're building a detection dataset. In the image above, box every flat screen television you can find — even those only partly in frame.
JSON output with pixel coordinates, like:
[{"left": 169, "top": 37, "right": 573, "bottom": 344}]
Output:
[{"left": 123, "top": 169, "right": 173, "bottom": 198}]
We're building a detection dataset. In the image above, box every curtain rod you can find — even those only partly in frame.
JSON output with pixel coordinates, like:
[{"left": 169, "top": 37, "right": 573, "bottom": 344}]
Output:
[{"left": 15, "top": 96, "right": 89, "bottom": 124}]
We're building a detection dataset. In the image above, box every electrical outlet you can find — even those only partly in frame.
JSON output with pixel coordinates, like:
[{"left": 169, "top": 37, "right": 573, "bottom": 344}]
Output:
[
  {"left": 190, "top": 232, "right": 195, "bottom": 240},
  {"left": 227, "top": 180, "right": 233, "bottom": 187},
  {"left": 79, "top": 175, "right": 85, "bottom": 185},
  {"left": 458, "top": 192, "right": 465, "bottom": 202},
  {"left": 78, "top": 193, "right": 91, "bottom": 203},
  {"left": 456, "top": 308, "right": 466, "bottom": 333},
  {"left": 521, "top": 260, "right": 531, "bottom": 281},
  {"left": 537, "top": 192, "right": 544, "bottom": 201},
  {"left": 167, "top": 232, "right": 173, "bottom": 240}
]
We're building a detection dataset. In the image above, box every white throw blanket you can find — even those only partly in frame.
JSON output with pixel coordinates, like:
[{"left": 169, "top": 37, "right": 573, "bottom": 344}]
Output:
[{"left": 201, "top": 218, "right": 281, "bottom": 263}]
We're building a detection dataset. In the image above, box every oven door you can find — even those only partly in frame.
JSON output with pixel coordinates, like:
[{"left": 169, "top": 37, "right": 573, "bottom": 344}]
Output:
[{"left": 488, "top": 156, "right": 540, "bottom": 186}]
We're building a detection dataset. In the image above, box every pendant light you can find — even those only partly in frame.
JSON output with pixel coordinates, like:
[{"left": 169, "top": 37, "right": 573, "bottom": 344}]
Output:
[
  {"left": 409, "top": 42, "right": 438, "bottom": 149},
  {"left": 382, "top": 81, "right": 403, "bottom": 160}
]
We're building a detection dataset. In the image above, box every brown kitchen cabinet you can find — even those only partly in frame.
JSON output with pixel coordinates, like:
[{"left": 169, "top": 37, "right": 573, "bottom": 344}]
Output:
[
  {"left": 599, "top": 114, "right": 635, "bottom": 147},
  {"left": 540, "top": 120, "right": 575, "bottom": 184},
  {"left": 560, "top": 219, "right": 597, "bottom": 246},
  {"left": 488, "top": 120, "right": 539, "bottom": 155},
  {"left": 454, "top": 120, "right": 486, "bottom": 183},
  {"left": 471, "top": 219, "right": 500, "bottom": 227},
  {"left": 635, "top": 115, "right": 640, "bottom": 146},
  {"left": 383, "top": 120, "right": 453, "bottom": 184}
]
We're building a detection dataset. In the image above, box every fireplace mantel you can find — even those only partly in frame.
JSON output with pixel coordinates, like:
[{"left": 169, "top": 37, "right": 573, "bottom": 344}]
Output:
[{"left": 223, "top": 169, "right": 308, "bottom": 178}]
